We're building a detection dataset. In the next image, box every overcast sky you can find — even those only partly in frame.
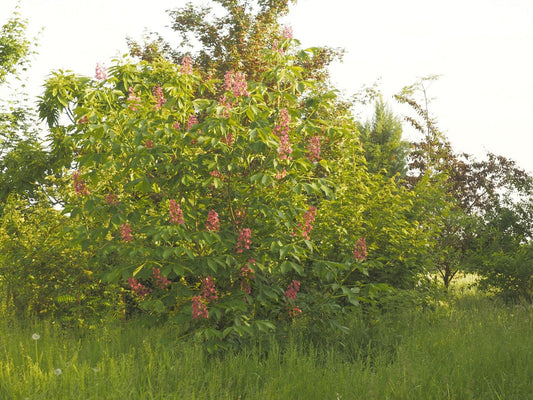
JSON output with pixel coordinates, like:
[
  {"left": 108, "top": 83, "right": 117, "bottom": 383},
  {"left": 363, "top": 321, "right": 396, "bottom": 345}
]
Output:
[{"left": 2, "top": 0, "right": 533, "bottom": 172}]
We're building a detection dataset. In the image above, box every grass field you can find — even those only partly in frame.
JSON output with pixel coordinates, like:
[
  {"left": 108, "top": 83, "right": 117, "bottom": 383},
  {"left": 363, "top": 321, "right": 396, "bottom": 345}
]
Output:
[{"left": 1, "top": 279, "right": 532, "bottom": 399}]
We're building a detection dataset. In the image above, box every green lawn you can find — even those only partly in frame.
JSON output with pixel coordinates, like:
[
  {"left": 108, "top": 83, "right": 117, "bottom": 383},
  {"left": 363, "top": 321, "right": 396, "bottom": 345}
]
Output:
[{"left": 1, "top": 285, "right": 531, "bottom": 399}]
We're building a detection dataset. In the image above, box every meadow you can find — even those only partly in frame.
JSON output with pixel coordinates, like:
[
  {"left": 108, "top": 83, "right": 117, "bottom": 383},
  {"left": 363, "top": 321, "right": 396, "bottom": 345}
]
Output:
[{"left": 1, "top": 278, "right": 531, "bottom": 400}]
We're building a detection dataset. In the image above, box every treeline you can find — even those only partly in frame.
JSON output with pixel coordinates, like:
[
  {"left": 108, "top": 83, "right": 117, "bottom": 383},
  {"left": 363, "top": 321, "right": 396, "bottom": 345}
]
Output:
[{"left": 1, "top": 0, "right": 531, "bottom": 344}]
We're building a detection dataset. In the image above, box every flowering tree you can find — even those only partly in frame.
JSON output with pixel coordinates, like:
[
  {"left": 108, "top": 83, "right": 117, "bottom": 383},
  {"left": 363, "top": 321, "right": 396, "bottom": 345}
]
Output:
[{"left": 40, "top": 36, "right": 366, "bottom": 343}]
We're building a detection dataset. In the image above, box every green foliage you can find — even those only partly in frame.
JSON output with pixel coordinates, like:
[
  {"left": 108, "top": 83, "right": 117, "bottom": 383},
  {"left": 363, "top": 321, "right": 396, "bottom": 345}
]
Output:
[
  {"left": 0, "top": 194, "right": 120, "bottom": 323},
  {"left": 0, "top": 6, "right": 31, "bottom": 84}
]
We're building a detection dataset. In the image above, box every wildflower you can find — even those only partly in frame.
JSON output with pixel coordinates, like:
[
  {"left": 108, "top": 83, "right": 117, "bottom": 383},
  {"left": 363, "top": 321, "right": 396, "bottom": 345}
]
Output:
[
  {"left": 205, "top": 210, "right": 220, "bottom": 232},
  {"left": 144, "top": 139, "right": 154, "bottom": 148},
  {"left": 106, "top": 193, "right": 118, "bottom": 206},
  {"left": 127, "top": 277, "right": 152, "bottom": 298},
  {"left": 120, "top": 223, "right": 133, "bottom": 242},
  {"left": 95, "top": 63, "right": 107, "bottom": 80},
  {"left": 192, "top": 295, "right": 208, "bottom": 319},
  {"left": 224, "top": 70, "right": 249, "bottom": 97},
  {"left": 282, "top": 25, "right": 293, "bottom": 40},
  {"left": 181, "top": 55, "right": 193, "bottom": 75},
  {"left": 152, "top": 84, "right": 166, "bottom": 109},
  {"left": 127, "top": 87, "right": 141, "bottom": 111},
  {"left": 32, "top": 333, "right": 40, "bottom": 341},
  {"left": 307, "top": 135, "right": 321, "bottom": 163},
  {"left": 169, "top": 199, "right": 184, "bottom": 224},
  {"left": 236, "top": 228, "right": 252, "bottom": 253},
  {"left": 153, "top": 267, "right": 171, "bottom": 289},
  {"left": 201, "top": 275, "right": 218, "bottom": 302},
  {"left": 73, "top": 171, "right": 90, "bottom": 196},
  {"left": 285, "top": 280, "right": 300, "bottom": 301},
  {"left": 187, "top": 114, "right": 198, "bottom": 130},
  {"left": 53, "top": 368, "right": 62, "bottom": 376},
  {"left": 353, "top": 237, "right": 367, "bottom": 261}
]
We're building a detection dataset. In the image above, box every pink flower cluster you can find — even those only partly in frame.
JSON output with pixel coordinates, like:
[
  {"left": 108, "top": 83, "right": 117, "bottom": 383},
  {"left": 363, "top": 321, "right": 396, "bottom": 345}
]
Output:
[
  {"left": 218, "top": 95, "right": 232, "bottom": 118},
  {"left": 121, "top": 223, "right": 133, "bottom": 242},
  {"left": 205, "top": 210, "right": 220, "bottom": 232},
  {"left": 224, "top": 70, "right": 249, "bottom": 97},
  {"left": 192, "top": 296, "right": 208, "bottom": 319},
  {"left": 294, "top": 205, "right": 317, "bottom": 240},
  {"left": 284, "top": 280, "right": 300, "bottom": 300},
  {"left": 128, "top": 277, "right": 151, "bottom": 298},
  {"left": 127, "top": 87, "right": 141, "bottom": 111},
  {"left": 221, "top": 132, "right": 234, "bottom": 146},
  {"left": 188, "top": 114, "right": 198, "bottom": 130},
  {"left": 240, "top": 258, "right": 255, "bottom": 295},
  {"left": 152, "top": 85, "right": 166, "bottom": 110},
  {"left": 169, "top": 199, "right": 184, "bottom": 224},
  {"left": 275, "top": 168, "right": 288, "bottom": 180},
  {"left": 210, "top": 169, "right": 222, "bottom": 179},
  {"left": 73, "top": 171, "right": 90, "bottom": 196},
  {"left": 181, "top": 56, "right": 193, "bottom": 75},
  {"left": 307, "top": 135, "right": 321, "bottom": 163},
  {"left": 353, "top": 237, "right": 367, "bottom": 261},
  {"left": 285, "top": 279, "right": 302, "bottom": 316},
  {"left": 282, "top": 25, "right": 293, "bottom": 40},
  {"left": 153, "top": 267, "right": 171, "bottom": 289},
  {"left": 144, "top": 139, "right": 154, "bottom": 148},
  {"left": 95, "top": 63, "right": 107, "bottom": 80},
  {"left": 78, "top": 115, "right": 89, "bottom": 124},
  {"left": 173, "top": 121, "right": 181, "bottom": 130},
  {"left": 192, "top": 275, "right": 218, "bottom": 319},
  {"left": 106, "top": 193, "right": 118, "bottom": 206},
  {"left": 235, "top": 208, "right": 246, "bottom": 226},
  {"left": 273, "top": 109, "right": 292, "bottom": 160},
  {"left": 272, "top": 40, "right": 284, "bottom": 55},
  {"left": 236, "top": 228, "right": 252, "bottom": 253}
]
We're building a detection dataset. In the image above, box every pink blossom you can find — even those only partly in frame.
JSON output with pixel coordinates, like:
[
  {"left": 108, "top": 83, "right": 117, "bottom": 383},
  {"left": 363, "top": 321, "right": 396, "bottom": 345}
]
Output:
[
  {"left": 218, "top": 95, "right": 232, "bottom": 118},
  {"left": 144, "top": 139, "right": 154, "bottom": 148},
  {"left": 120, "top": 223, "right": 133, "bottom": 242},
  {"left": 153, "top": 267, "right": 171, "bottom": 289},
  {"left": 284, "top": 280, "right": 300, "bottom": 300},
  {"left": 294, "top": 205, "right": 317, "bottom": 240},
  {"left": 169, "top": 199, "right": 184, "bottom": 224},
  {"left": 272, "top": 40, "right": 284, "bottom": 55},
  {"left": 205, "top": 210, "right": 220, "bottom": 232},
  {"left": 224, "top": 70, "right": 249, "bottom": 97},
  {"left": 173, "top": 121, "right": 181, "bottom": 130},
  {"left": 106, "top": 193, "right": 118, "bottom": 206},
  {"left": 187, "top": 114, "right": 198, "bottom": 130},
  {"left": 128, "top": 277, "right": 152, "bottom": 298},
  {"left": 288, "top": 306, "right": 302, "bottom": 317},
  {"left": 282, "top": 25, "right": 293, "bottom": 40},
  {"left": 275, "top": 168, "right": 288, "bottom": 180},
  {"left": 235, "top": 208, "right": 246, "bottom": 226},
  {"left": 210, "top": 169, "right": 222, "bottom": 179},
  {"left": 236, "top": 228, "right": 252, "bottom": 253},
  {"left": 201, "top": 275, "right": 218, "bottom": 302},
  {"left": 152, "top": 85, "right": 166, "bottom": 109},
  {"left": 221, "top": 132, "right": 234, "bottom": 146},
  {"left": 273, "top": 109, "right": 292, "bottom": 160},
  {"left": 181, "top": 56, "right": 193, "bottom": 75},
  {"left": 73, "top": 171, "right": 90, "bottom": 196},
  {"left": 127, "top": 87, "right": 141, "bottom": 111},
  {"left": 95, "top": 63, "right": 107, "bottom": 80},
  {"left": 353, "top": 237, "right": 367, "bottom": 261},
  {"left": 307, "top": 135, "right": 321, "bottom": 163},
  {"left": 78, "top": 115, "right": 89, "bottom": 124},
  {"left": 192, "top": 295, "right": 208, "bottom": 319}
]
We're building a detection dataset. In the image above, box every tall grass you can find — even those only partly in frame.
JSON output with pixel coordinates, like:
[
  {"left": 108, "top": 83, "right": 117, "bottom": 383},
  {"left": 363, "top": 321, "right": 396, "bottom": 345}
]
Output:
[{"left": 1, "top": 287, "right": 531, "bottom": 399}]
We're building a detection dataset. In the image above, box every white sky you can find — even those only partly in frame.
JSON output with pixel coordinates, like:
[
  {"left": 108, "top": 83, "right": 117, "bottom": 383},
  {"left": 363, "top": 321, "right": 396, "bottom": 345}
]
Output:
[{"left": 2, "top": 0, "right": 533, "bottom": 172}]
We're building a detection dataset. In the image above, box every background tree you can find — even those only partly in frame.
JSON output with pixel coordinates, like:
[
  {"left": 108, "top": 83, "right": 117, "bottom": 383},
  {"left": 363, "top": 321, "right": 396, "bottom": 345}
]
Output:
[{"left": 357, "top": 97, "right": 410, "bottom": 178}]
